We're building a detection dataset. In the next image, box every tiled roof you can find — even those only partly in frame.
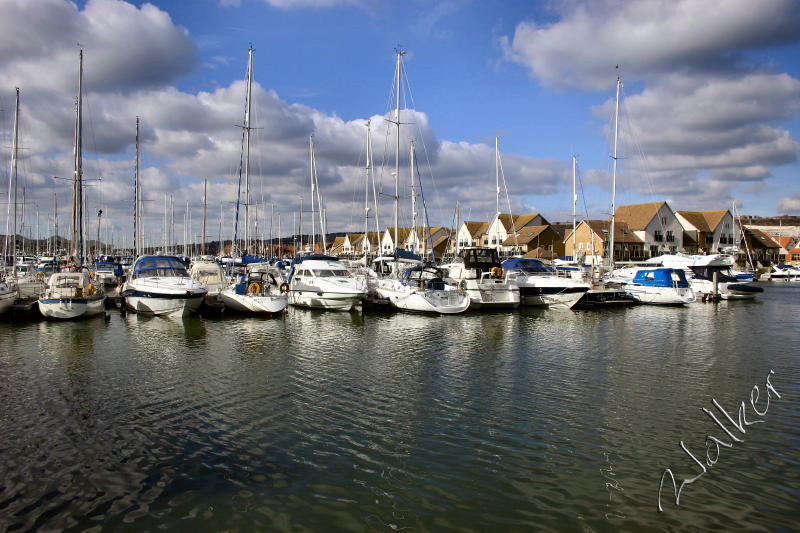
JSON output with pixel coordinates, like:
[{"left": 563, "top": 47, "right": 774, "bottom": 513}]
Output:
[
  {"left": 677, "top": 210, "right": 730, "bottom": 232},
  {"left": 746, "top": 228, "right": 781, "bottom": 248},
  {"left": 522, "top": 247, "right": 556, "bottom": 259},
  {"left": 615, "top": 202, "right": 668, "bottom": 230},
  {"left": 463, "top": 221, "right": 489, "bottom": 238},
  {"left": 500, "top": 225, "right": 550, "bottom": 246},
  {"left": 496, "top": 213, "right": 547, "bottom": 232}
]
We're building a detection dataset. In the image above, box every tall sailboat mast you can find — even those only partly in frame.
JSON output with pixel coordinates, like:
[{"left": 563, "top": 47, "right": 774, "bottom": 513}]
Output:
[
  {"left": 572, "top": 155, "right": 577, "bottom": 259},
  {"left": 410, "top": 140, "right": 417, "bottom": 253},
  {"left": 608, "top": 75, "right": 622, "bottom": 266},
  {"left": 201, "top": 179, "right": 208, "bottom": 256},
  {"left": 134, "top": 117, "right": 142, "bottom": 258},
  {"left": 495, "top": 136, "right": 501, "bottom": 221},
  {"left": 5, "top": 88, "right": 20, "bottom": 273},
  {"left": 71, "top": 50, "right": 85, "bottom": 265},
  {"left": 392, "top": 49, "right": 405, "bottom": 258},
  {"left": 243, "top": 45, "right": 254, "bottom": 254}
]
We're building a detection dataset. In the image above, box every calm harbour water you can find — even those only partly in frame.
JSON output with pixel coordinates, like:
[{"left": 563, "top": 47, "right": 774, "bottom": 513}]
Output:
[{"left": 1, "top": 284, "right": 798, "bottom": 532}]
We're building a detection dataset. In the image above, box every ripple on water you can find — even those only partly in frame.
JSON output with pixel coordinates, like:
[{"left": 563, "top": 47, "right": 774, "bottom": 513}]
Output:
[{"left": 0, "top": 285, "right": 798, "bottom": 531}]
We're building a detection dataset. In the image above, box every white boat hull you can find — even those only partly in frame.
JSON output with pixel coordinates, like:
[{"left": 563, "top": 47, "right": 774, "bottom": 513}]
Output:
[
  {"left": 221, "top": 290, "right": 288, "bottom": 314},
  {"left": 288, "top": 291, "right": 362, "bottom": 311},
  {"left": 375, "top": 283, "right": 470, "bottom": 314},
  {"left": 460, "top": 280, "right": 520, "bottom": 309},
  {"left": 125, "top": 293, "right": 205, "bottom": 317},
  {"left": 625, "top": 286, "right": 695, "bottom": 305},
  {"left": 38, "top": 296, "right": 106, "bottom": 319}
]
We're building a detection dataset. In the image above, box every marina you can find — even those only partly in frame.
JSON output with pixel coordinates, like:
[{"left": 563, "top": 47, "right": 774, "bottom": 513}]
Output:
[{"left": 2, "top": 1, "right": 800, "bottom": 532}]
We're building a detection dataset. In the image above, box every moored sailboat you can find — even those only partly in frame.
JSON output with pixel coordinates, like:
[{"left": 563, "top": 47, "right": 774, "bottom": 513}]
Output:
[{"left": 37, "top": 51, "right": 106, "bottom": 319}]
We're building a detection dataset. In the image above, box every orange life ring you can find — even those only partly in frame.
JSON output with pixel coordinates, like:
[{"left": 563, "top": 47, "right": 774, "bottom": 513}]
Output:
[
  {"left": 279, "top": 282, "right": 289, "bottom": 293},
  {"left": 247, "top": 281, "right": 262, "bottom": 294},
  {"left": 491, "top": 266, "right": 504, "bottom": 278}
]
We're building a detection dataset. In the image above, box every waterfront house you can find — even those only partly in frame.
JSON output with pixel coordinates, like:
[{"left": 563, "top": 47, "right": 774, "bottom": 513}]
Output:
[
  {"left": 328, "top": 236, "right": 346, "bottom": 255},
  {"left": 500, "top": 225, "right": 565, "bottom": 257},
  {"left": 406, "top": 227, "right": 450, "bottom": 257},
  {"left": 452, "top": 221, "right": 490, "bottom": 253},
  {"left": 381, "top": 227, "right": 412, "bottom": 254},
  {"left": 486, "top": 213, "right": 549, "bottom": 255},
  {"left": 615, "top": 201, "right": 684, "bottom": 256},
  {"left": 675, "top": 210, "right": 735, "bottom": 253},
  {"left": 786, "top": 241, "right": 800, "bottom": 265},
  {"left": 563, "top": 220, "right": 644, "bottom": 264},
  {"left": 743, "top": 228, "right": 781, "bottom": 264},
  {"left": 774, "top": 236, "right": 795, "bottom": 263}
]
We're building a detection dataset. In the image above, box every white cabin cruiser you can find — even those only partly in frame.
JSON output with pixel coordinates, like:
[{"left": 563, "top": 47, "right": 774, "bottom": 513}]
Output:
[
  {"left": 768, "top": 264, "right": 800, "bottom": 281},
  {"left": 121, "top": 255, "right": 207, "bottom": 317},
  {"left": 646, "top": 253, "right": 763, "bottom": 299},
  {"left": 37, "top": 270, "right": 106, "bottom": 319},
  {"left": 220, "top": 262, "right": 288, "bottom": 314},
  {"left": 287, "top": 254, "right": 367, "bottom": 311},
  {"left": 605, "top": 267, "right": 695, "bottom": 305},
  {"left": 502, "top": 258, "right": 590, "bottom": 309},
  {"left": 440, "top": 248, "right": 520, "bottom": 309}
]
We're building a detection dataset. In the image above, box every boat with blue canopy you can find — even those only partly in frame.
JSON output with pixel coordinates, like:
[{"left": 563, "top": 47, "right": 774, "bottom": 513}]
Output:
[{"left": 120, "top": 255, "right": 207, "bottom": 317}]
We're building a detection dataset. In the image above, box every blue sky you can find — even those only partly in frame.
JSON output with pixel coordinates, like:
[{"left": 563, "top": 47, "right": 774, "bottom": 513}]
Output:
[{"left": 2, "top": 0, "right": 799, "bottom": 247}]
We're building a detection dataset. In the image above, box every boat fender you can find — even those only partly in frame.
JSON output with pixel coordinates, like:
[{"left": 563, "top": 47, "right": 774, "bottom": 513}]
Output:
[
  {"left": 491, "top": 266, "right": 504, "bottom": 278},
  {"left": 247, "top": 281, "right": 262, "bottom": 294},
  {"left": 279, "top": 282, "right": 289, "bottom": 293},
  {"left": 87, "top": 284, "right": 96, "bottom": 296}
]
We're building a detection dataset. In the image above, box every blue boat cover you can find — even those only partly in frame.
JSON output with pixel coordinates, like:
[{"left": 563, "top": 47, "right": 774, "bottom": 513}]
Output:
[{"left": 631, "top": 268, "right": 689, "bottom": 288}]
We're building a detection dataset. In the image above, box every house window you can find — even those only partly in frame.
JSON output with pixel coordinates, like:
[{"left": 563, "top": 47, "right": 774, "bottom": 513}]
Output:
[
  {"left": 661, "top": 216, "right": 667, "bottom": 225},
  {"left": 649, "top": 245, "right": 659, "bottom": 256},
  {"left": 578, "top": 242, "right": 583, "bottom": 250},
  {"left": 654, "top": 230, "right": 664, "bottom": 242},
  {"left": 666, "top": 230, "right": 674, "bottom": 242}
]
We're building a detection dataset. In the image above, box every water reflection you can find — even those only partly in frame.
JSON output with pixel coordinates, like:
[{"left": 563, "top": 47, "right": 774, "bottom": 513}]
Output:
[{"left": 0, "top": 285, "right": 797, "bottom": 532}]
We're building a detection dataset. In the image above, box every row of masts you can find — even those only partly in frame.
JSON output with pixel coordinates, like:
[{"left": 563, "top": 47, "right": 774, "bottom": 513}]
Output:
[{"left": 4, "top": 51, "right": 633, "bottom": 268}]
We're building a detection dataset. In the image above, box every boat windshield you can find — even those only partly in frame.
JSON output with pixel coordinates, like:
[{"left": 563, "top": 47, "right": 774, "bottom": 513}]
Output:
[
  {"left": 312, "top": 269, "right": 351, "bottom": 277},
  {"left": 133, "top": 257, "right": 188, "bottom": 278}
]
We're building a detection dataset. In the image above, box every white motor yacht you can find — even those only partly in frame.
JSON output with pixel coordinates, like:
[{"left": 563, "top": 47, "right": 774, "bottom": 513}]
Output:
[
  {"left": 121, "top": 255, "right": 207, "bottom": 317},
  {"left": 287, "top": 254, "right": 367, "bottom": 311},
  {"left": 440, "top": 248, "right": 520, "bottom": 309},
  {"left": 502, "top": 258, "right": 590, "bottom": 309}
]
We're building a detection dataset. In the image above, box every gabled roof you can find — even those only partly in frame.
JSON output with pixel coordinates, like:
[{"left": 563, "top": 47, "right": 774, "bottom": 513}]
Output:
[
  {"left": 564, "top": 220, "right": 643, "bottom": 244},
  {"left": 462, "top": 221, "right": 489, "bottom": 238},
  {"left": 775, "top": 236, "right": 794, "bottom": 250},
  {"left": 496, "top": 213, "right": 548, "bottom": 232},
  {"left": 328, "top": 236, "right": 346, "bottom": 254},
  {"left": 615, "top": 202, "right": 669, "bottom": 230},
  {"left": 745, "top": 228, "right": 781, "bottom": 248},
  {"left": 347, "top": 233, "right": 364, "bottom": 247},
  {"left": 500, "top": 225, "right": 552, "bottom": 246},
  {"left": 384, "top": 227, "right": 412, "bottom": 243},
  {"left": 677, "top": 210, "right": 730, "bottom": 232}
]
